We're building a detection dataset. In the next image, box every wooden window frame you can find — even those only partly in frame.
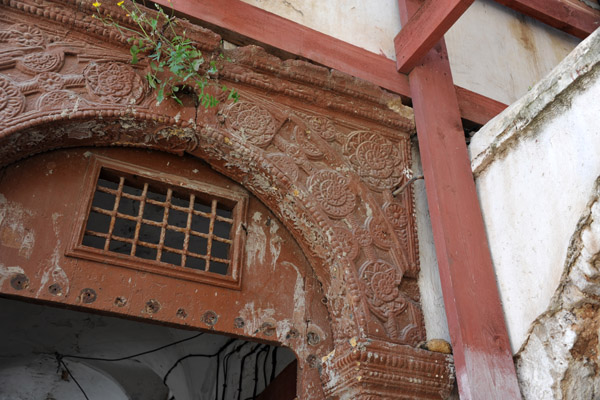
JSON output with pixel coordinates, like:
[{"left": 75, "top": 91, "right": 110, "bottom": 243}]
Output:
[{"left": 66, "top": 155, "right": 248, "bottom": 290}]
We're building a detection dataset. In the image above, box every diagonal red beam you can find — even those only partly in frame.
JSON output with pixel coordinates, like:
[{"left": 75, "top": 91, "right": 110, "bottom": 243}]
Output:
[
  {"left": 398, "top": 0, "right": 522, "bottom": 398},
  {"left": 494, "top": 0, "right": 600, "bottom": 39},
  {"left": 152, "top": 0, "right": 506, "bottom": 126},
  {"left": 394, "top": 0, "right": 474, "bottom": 73}
]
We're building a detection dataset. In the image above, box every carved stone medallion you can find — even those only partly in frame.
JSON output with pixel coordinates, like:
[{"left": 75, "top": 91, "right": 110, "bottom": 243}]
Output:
[
  {"left": 308, "top": 170, "right": 356, "bottom": 219},
  {"left": 222, "top": 101, "right": 279, "bottom": 147},
  {"left": 17, "top": 51, "right": 64, "bottom": 74},
  {"left": 84, "top": 61, "right": 145, "bottom": 105},
  {"left": 343, "top": 130, "right": 407, "bottom": 192}
]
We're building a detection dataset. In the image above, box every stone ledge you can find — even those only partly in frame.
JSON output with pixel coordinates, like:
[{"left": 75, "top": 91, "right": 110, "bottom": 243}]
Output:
[{"left": 321, "top": 338, "right": 454, "bottom": 399}]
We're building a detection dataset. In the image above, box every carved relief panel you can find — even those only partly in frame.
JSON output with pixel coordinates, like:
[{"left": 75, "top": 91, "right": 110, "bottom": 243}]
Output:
[{"left": 0, "top": 1, "right": 454, "bottom": 398}]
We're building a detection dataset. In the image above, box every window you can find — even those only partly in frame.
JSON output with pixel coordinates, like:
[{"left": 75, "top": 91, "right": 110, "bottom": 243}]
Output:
[{"left": 68, "top": 155, "right": 247, "bottom": 289}]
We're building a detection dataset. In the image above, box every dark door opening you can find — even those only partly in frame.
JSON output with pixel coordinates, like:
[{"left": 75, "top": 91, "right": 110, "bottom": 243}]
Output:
[{"left": 0, "top": 297, "right": 297, "bottom": 400}]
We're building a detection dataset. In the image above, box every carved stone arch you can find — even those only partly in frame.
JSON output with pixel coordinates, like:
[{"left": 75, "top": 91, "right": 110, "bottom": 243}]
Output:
[{"left": 0, "top": 1, "right": 454, "bottom": 398}]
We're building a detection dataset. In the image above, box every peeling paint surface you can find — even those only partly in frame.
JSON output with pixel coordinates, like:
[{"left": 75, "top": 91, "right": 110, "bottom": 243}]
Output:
[
  {"left": 0, "top": 194, "right": 36, "bottom": 260},
  {"left": 0, "top": 264, "right": 25, "bottom": 288}
]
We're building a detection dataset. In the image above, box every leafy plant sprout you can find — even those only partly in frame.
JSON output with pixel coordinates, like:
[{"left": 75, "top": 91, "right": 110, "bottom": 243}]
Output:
[{"left": 92, "top": 0, "right": 238, "bottom": 107}]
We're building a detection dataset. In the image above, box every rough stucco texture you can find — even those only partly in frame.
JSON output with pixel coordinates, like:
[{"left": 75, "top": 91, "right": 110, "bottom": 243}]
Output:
[{"left": 469, "top": 27, "right": 600, "bottom": 354}]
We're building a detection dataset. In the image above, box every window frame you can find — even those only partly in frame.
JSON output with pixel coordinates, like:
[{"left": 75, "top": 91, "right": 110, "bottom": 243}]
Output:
[{"left": 66, "top": 154, "right": 248, "bottom": 290}]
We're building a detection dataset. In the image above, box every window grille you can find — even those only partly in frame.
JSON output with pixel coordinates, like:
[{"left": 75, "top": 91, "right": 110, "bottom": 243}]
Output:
[{"left": 68, "top": 156, "right": 247, "bottom": 289}]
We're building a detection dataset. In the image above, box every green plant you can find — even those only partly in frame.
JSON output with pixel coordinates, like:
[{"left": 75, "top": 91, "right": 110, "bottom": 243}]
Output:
[{"left": 93, "top": 0, "right": 237, "bottom": 107}]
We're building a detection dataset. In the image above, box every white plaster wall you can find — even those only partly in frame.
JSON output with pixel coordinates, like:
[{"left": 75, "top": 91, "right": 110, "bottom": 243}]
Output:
[
  {"left": 241, "top": 0, "right": 579, "bottom": 105},
  {"left": 446, "top": 0, "right": 580, "bottom": 105},
  {"left": 240, "top": 0, "right": 401, "bottom": 58},
  {"left": 469, "top": 28, "right": 600, "bottom": 352}
]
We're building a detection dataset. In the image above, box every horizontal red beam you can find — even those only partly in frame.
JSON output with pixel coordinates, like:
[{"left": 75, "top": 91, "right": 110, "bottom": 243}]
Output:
[
  {"left": 456, "top": 86, "right": 507, "bottom": 125},
  {"left": 495, "top": 0, "right": 600, "bottom": 39},
  {"left": 155, "top": 0, "right": 410, "bottom": 96},
  {"left": 154, "top": 0, "right": 506, "bottom": 125},
  {"left": 394, "top": 0, "right": 474, "bottom": 73}
]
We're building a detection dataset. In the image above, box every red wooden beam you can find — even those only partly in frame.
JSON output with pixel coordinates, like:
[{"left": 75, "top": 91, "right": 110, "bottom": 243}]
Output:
[
  {"left": 494, "top": 0, "right": 600, "bottom": 39},
  {"left": 154, "top": 0, "right": 410, "bottom": 98},
  {"left": 153, "top": 0, "right": 506, "bottom": 125},
  {"left": 398, "top": 0, "right": 522, "bottom": 398},
  {"left": 456, "top": 86, "right": 507, "bottom": 126},
  {"left": 394, "top": 0, "right": 474, "bottom": 73}
]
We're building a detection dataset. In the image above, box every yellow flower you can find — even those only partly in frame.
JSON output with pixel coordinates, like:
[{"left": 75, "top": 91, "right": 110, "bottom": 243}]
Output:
[
  {"left": 117, "top": 0, "right": 124, "bottom": 5},
  {"left": 92, "top": 1, "right": 101, "bottom": 7}
]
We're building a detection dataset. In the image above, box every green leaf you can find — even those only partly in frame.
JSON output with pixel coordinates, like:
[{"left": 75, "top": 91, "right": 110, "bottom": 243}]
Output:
[
  {"left": 130, "top": 44, "right": 139, "bottom": 64},
  {"left": 156, "top": 87, "right": 164, "bottom": 103},
  {"left": 227, "top": 89, "right": 238, "bottom": 101},
  {"left": 146, "top": 73, "right": 157, "bottom": 89},
  {"left": 172, "top": 94, "right": 183, "bottom": 105}
]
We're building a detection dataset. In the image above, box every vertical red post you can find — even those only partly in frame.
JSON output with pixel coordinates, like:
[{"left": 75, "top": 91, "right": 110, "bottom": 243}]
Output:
[{"left": 397, "top": 1, "right": 522, "bottom": 398}]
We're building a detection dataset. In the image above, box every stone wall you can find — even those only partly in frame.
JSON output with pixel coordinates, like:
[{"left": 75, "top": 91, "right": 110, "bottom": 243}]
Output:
[{"left": 469, "top": 27, "right": 600, "bottom": 398}]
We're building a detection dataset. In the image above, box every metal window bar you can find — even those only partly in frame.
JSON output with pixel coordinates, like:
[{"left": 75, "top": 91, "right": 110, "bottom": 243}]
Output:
[
  {"left": 156, "top": 188, "right": 173, "bottom": 262},
  {"left": 130, "top": 183, "right": 149, "bottom": 257},
  {"left": 181, "top": 194, "right": 195, "bottom": 269},
  {"left": 205, "top": 199, "right": 218, "bottom": 272},
  {"left": 84, "top": 172, "right": 235, "bottom": 275},
  {"left": 103, "top": 177, "right": 125, "bottom": 252}
]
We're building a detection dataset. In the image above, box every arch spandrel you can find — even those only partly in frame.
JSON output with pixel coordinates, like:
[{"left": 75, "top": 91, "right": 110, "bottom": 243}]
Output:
[{"left": 0, "top": 1, "right": 455, "bottom": 398}]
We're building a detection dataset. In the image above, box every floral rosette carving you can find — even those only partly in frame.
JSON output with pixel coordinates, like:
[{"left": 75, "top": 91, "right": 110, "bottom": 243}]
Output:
[
  {"left": 384, "top": 201, "right": 409, "bottom": 247},
  {"left": 367, "top": 215, "right": 394, "bottom": 250},
  {"left": 7, "top": 24, "right": 45, "bottom": 47},
  {"left": 294, "top": 126, "right": 324, "bottom": 159},
  {"left": 384, "top": 202, "right": 409, "bottom": 233},
  {"left": 330, "top": 226, "right": 359, "bottom": 261},
  {"left": 302, "top": 114, "right": 337, "bottom": 142},
  {"left": 37, "top": 90, "right": 85, "bottom": 111},
  {"left": 17, "top": 51, "right": 64, "bottom": 74},
  {"left": 84, "top": 62, "right": 145, "bottom": 105},
  {"left": 354, "top": 227, "right": 373, "bottom": 247},
  {"left": 0, "top": 75, "right": 25, "bottom": 124},
  {"left": 223, "top": 101, "right": 279, "bottom": 148},
  {"left": 360, "top": 260, "right": 411, "bottom": 340},
  {"left": 37, "top": 72, "right": 64, "bottom": 91},
  {"left": 266, "top": 152, "right": 300, "bottom": 182},
  {"left": 343, "top": 130, "right": 407, "bottom": 192},
  {"left": 308, "top": 170, "right": 356, "bottom": 219}
]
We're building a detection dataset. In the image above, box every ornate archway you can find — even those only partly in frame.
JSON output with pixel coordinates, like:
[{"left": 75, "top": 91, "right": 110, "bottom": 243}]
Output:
[{"left": 0, "top": 1, "right": 454, "bottom": 398}]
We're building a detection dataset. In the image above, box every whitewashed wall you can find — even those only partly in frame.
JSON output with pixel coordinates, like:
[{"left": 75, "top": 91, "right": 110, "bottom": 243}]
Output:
[
  {"left": 240, "top": 0, "right": 579, "bottom": 104},
  {"left": 469, "top": 27, "right": 600, "bottom": 353}
]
